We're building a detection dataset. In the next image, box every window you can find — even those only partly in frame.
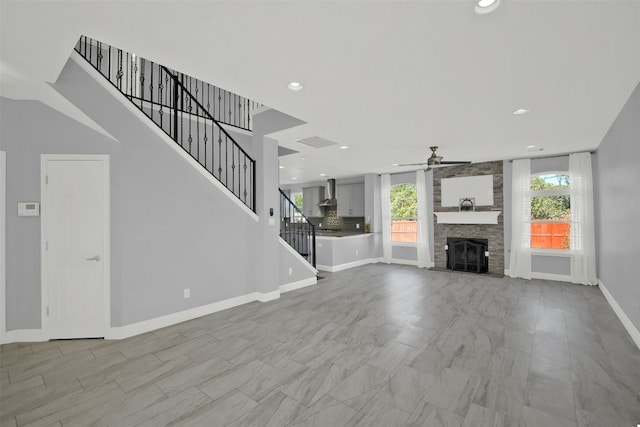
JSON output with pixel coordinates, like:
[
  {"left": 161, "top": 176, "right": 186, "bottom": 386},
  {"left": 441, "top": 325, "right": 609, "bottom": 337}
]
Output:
[
  {"left": 390, "top": 183, "right": 417, "bottom": 243},
  {"left": 292, "top": 192, "right": 304, "bottom": 221},
  {"left": 530, "top": 173, "right": 570, "bottom": 249}
]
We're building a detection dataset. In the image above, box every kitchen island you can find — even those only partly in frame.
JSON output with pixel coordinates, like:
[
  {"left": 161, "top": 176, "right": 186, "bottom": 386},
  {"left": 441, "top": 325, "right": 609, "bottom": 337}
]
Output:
[{"left": 315, "top": 233, "right": 377, "bottom": 272}]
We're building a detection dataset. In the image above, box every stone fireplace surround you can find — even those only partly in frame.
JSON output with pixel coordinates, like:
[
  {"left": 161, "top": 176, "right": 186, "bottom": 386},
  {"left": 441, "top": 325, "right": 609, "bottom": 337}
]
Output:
[{"left": 433, "top": 161, "right": 504, "bottom": 275}]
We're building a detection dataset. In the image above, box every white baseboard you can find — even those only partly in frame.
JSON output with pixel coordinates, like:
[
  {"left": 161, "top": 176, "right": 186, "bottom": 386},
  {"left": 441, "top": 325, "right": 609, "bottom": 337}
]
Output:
[
  {"left": 530, "top": 272, "right": 572, "bottom": 282},
  {"left": 105, "top": 292, "right": 264, "bottom": 340},
  {"left": 599, "top": 280, "right": 640, "bottom": 350},
  {"left": 2, "top": 328, "right": 45, "bottom": 344},
  {"left": 317, "top": 257, "right": 379, "bottom": 273},
  {"left": 255, "top": 290, "right": 280, "bottom": 303},
  {"left": 279, "top": 277, "right": 317, "bottom": 293},
  {"left": 391, "top": 258, "right": 418, "bottom": 267}
]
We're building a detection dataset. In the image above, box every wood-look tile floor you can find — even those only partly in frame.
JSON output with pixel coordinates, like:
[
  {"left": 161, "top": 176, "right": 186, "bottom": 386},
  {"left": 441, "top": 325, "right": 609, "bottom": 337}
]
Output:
[{"left": 1, "top": 264, "right": 639, "bottom": 426}]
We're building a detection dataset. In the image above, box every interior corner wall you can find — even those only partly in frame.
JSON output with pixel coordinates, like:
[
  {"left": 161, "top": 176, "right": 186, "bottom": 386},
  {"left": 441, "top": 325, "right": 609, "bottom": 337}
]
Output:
[
  {"left": 2, "top": 57, "right": 264, "bottom": 331},
  {"left": 595, "top": 81, "right": 640, "bottom": 334}
]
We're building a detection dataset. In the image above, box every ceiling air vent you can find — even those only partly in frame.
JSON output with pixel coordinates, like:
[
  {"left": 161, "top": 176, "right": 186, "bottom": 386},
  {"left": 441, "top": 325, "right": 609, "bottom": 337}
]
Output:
[{"left": 296, "top": 136, "right": 339, "bottom": 149}]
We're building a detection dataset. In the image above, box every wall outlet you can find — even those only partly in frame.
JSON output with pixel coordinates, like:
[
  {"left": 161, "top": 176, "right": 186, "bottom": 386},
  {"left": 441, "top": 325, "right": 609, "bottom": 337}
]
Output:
[
  {"left": 356, "top": 223, "right": 360, "bottom": 229},
  {"left": 183, "top": 288, "right": 190, "bottom": 299},
  {"left": 355, "top": 249, "right": 359, "bottom": 256},
  {"left": 288, "top": 267, "right": 293, "bottom": 276}
]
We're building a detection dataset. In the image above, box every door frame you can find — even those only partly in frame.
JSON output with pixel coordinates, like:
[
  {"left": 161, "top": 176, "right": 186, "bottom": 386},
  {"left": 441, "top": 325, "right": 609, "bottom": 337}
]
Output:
[{"left": 41, "top": 154, "right": 111, "bottom": 339}]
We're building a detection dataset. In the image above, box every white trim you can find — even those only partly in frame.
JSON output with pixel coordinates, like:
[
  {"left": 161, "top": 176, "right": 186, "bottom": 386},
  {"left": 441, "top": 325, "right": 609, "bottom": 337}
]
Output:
[
  {"left": 4, "top": 288, "right": 295, "bottom": 343},
  {"left": 599, "top": 280, "right": 640, "bottom": 350},
  {"left": 3, "top": 329, "right": 45, "bottom": 343},
  {"left": 434, "top": 211, "right": 501, "bottom": 224},
  {"left": 529, "top": 249, "right": 574, "bottom": 256},
  {"left": 278, "top": 237, "right": 318, "bottom": 275},
  {"left": 391, "top": 258, "right": 418, "bottom": 266},
  {"left": 41, "top": 154, "right": 111, "bottom": 340},
  {"left": 106, "top": 292, "right": 261, "bottom": 340},
  {"left": 391, "top": 242, "right": 417, "bottom": 248},
  {"left": 317, "top": 257, "right": 379, "bottom": 273},
  {"left": 70, "top": 52, "right": 258, "bottom": 223},
  {"left": 256, "top": 290, "right": 280, "bottom": 302},
  {"left": 279, "top": 277, "right": 317, "bottom": 293},
  {"left": 0, "top": 152, "right": 5, "bottom": 344},
  {"left": 530, "top": 272, "right": 572, "bottom": 282}
]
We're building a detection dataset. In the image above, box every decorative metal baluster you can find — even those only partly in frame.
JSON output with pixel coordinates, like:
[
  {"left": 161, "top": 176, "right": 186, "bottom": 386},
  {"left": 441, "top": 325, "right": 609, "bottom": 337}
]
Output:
[
  {"left": 217, "top": 128, "right": 223, "bottom": 179},
  {"left": 231, "top": 145, "right": 236, "bottom": 196},
  {"left": 243, "top": 157, "right": 248, "bottom": 204},
  {"left": 149, "top": 62, "right": 153, "bottom": 120},
  {"left": 96, "top": 41, "right": 103, "bottom": 73},
  {"left": 187, "top": 77, "right": 192, "bottom": 156},
  {"left": 158, "top": 68, "right": 164, "bottom": 129},
  {"left": 218, "top": 90, "right": 222, "bottom": 124},
  {"left": 116, "top": 50, "right": 123, "bottom": 91}
]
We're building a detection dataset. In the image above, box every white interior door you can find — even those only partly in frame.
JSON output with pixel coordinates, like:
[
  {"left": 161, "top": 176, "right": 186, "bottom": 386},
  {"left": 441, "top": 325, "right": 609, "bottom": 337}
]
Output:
[{"left": 43, "top": 156, "right": 109, "bottom": 339}]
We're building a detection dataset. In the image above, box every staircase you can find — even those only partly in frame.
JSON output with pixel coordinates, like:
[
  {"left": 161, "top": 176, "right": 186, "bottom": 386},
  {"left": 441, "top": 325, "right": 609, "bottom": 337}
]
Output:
[
  {"left": 75, "top": 36, "right": 316, "bottom": 267},
  {"left": 75, "top": 36, "right": 256, "bottom": 211},
  {"left": 280, "top": 190, "right": 316, "bottom": 268}
]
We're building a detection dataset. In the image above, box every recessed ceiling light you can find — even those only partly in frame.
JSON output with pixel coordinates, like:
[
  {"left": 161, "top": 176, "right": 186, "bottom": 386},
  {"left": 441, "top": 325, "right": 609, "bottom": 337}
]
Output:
[
  {"left": 301, "top": 157, "right": 306, "bottom": 161},
  {"left": 279, "top": 165, "right": 284, "bottom": 169},
  {"left": 392, "top": 163, "right": 399, "bottom": 166},
  {"left": 339, "top": 145, "right": 349, "bottom": 150},
  {"left": 291, "top": 177, "right": 297, "bottom": 180},
  {"left": 320, "top": 173, "right": 327, "bottom": 177},
  {"left": 526, "top": 145, "right": 536, "bottom": 149},
  {"left": 475, "top": 0, "right": 500, "bottom": 14},
  {"left": 513, "top": 108, "right": 531, "bottom": 115},
  {"left": 288, "top": 82, "right": 303, "bottom": 91}
]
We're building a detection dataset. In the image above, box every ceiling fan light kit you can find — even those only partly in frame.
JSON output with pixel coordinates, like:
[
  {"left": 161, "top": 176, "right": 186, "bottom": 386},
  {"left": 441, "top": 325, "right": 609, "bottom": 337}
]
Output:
[{"left": 396, "top": 146, "right": 471, "bottom": 169}]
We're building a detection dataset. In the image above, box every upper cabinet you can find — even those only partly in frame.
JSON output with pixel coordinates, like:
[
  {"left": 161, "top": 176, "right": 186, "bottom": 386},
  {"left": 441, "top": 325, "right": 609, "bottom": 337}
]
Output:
[
  {"left": 337, "top": 183, "right": 365, "bottom": 217},
  {"left": 302, "top": 186, "right": 325, "bottom": 217}
]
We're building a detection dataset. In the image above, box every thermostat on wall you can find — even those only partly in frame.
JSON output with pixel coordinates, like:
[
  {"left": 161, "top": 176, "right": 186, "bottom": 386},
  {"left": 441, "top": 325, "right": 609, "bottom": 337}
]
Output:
[{"left": 18, "top": 202, "right": 40, "bottom": 217}]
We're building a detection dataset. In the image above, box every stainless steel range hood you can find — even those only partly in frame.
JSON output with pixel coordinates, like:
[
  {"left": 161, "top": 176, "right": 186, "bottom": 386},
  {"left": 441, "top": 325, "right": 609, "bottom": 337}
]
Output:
[{"left": 318, "top": 179, "right": 337, "bottom": 207}]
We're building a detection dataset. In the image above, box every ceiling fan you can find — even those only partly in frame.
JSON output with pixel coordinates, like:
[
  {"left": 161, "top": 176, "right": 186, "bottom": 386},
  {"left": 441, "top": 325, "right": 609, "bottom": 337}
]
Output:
[{"left": 397, "top": 146, "right": 471, "bottom": 168}]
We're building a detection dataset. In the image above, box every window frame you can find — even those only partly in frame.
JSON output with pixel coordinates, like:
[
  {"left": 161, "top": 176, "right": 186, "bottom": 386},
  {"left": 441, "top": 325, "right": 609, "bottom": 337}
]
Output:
[
  {"left": 529, "top": 171, "right": 571, "bottom": 252},
  {"left": 389, "top": 183, "right": 418, "bottom": 245}
]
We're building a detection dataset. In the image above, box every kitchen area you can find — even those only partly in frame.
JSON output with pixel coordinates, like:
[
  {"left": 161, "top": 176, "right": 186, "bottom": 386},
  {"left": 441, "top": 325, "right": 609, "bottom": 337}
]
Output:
[{"left": 282, "top": 178, "right": 376, "bottom": 272}]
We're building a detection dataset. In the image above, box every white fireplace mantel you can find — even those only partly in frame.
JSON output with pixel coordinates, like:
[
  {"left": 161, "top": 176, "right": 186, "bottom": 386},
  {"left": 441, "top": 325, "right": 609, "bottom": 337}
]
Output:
[{"left": 434, "top": 211, "right": 501, "bottom": 224}]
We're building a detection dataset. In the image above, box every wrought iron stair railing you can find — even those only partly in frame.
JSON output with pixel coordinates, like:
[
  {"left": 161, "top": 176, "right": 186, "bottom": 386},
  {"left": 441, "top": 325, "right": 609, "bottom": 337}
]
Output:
[
  {"left": 75, "top": 36, "right": 255, "bottom": 211},
  {"left": 175, "top": 72, "right": 261, "bottom": 132},
  {"left": 280, "top": 190, "right": 316, "bottom": 268}
]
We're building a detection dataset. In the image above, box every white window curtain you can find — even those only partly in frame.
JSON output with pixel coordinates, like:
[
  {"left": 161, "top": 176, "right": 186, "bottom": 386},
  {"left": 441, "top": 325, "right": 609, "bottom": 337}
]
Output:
[
  {"left": 569, "top": 152, "right": 598, "bottom": 285},
  {"left": 381, "top": 174, "right": 392, "bottom": 263},
  {"left": 416, "top": 170, "right": 432, "bottom": 268},
  {"left": 509, "top": 159, "right": 532, "bottom": 279}
]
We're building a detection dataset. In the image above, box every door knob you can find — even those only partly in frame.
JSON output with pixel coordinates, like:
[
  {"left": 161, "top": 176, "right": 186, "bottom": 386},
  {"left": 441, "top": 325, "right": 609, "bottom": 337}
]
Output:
[{"left": 86, "top": 255, "right": 101, "bottom": 261}]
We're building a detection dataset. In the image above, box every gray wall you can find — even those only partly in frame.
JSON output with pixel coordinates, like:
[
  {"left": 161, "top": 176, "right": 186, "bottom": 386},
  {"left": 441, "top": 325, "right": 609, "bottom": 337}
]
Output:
[
  {"left": 2, "top": 57, "right": 268, "bottom": 330},
  {"left": 278, "top": 240, "right": 316, "bottom": 285},
  {"left": 595, "top": 81, "right": 640, "bottom": 333}
]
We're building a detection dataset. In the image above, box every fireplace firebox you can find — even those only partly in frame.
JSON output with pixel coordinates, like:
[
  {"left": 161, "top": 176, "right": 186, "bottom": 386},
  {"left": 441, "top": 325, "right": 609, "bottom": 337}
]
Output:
[{"left": 446, "top": 237, "right": 489, "bottom": 274}]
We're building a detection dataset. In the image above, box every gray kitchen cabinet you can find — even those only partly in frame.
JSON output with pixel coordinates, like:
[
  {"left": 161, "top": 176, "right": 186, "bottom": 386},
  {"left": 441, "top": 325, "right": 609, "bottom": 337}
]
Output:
[
  {"left": 337, "top": 183, "right": 365, "bottom": 217},
  {"left": 302, "top": 186, "right": 325, "bottom": 217}
]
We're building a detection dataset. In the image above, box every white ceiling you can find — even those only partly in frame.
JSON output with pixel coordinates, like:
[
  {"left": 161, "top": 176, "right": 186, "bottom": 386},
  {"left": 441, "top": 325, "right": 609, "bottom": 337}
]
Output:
[{"left": 2, "top": 1, "right": 639, "bottom": 185}]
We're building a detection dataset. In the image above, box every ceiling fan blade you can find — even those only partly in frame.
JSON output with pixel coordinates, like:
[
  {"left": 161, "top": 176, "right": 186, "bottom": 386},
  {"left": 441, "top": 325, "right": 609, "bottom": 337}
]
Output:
[
  {"left": 396, "top": 162, "right": 429, "bottom": 166},
  {"left": 438, "top": 161, "right": 472, "bottom": 165}
]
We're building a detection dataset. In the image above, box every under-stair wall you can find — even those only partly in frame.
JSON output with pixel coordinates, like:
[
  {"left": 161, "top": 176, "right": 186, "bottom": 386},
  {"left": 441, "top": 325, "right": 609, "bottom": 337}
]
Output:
[{"left": 2, "top": 56, "right": 267, "bottom": 339}]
